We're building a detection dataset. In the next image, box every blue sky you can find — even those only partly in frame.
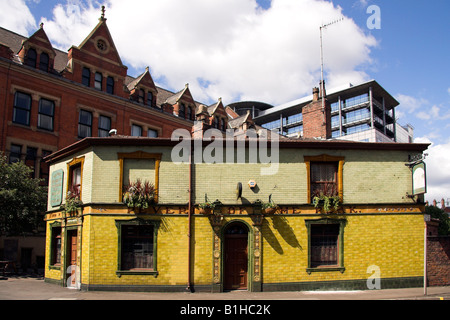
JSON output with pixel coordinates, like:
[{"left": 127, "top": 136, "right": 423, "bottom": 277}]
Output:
[{"left": 1, "top": 0, "right": 449, "bottom": 202}]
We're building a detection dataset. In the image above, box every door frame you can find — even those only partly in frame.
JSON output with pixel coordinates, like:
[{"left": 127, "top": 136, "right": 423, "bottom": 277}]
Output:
[
  {"left": 63, "top": 227, "right": 80, "bottom": 288},
  {"left": 219, "top": 220, "right": 254, "bottom": 292}
]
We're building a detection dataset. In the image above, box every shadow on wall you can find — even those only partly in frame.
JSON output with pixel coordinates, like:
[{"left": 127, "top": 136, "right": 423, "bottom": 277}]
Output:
[{"left": 262, "top": 217, "right": 303, "bottom": 255}]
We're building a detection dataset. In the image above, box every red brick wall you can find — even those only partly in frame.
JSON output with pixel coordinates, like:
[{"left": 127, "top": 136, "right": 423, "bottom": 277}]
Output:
[
  {"left": 302, "top": 99, "right": 331, "bottom": 139},
  {"left": 427, "top": 236, "right": 450, "bottom": 286}
]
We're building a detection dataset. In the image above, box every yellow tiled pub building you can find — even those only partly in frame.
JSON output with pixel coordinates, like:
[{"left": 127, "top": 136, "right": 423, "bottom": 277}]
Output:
[{"left": 44, "top": 136, "right": 429, "bottom": 292}]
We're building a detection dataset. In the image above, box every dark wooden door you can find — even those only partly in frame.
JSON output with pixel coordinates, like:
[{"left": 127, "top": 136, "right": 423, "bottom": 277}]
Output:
[
  {"left": 224, "top": 234, "right": 248, "bottom": 290},
  {"left": 67, "top": 230, "right": 77, "bottom": 286}
]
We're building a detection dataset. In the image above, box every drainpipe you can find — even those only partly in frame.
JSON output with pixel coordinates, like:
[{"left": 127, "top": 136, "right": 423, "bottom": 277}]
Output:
[
  {"left": 1, "top": 63, "right": 12, "bottom": 151},
  {"left": 187, "top": 143, "right": 193, "bottom": 292}
]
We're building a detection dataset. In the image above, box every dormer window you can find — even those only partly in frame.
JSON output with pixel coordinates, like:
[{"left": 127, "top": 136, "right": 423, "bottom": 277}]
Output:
[
  {"left": 187, "top": 106, "right": 192, "bottom": 120},
  {"left": 39, "top": 52, "right": 49, "bottom": 72},
  {"left": 25, "top": 48, "right": 37, "bottom": 68},
  {"left": 221, "top": 118, "right": 226, "bottom": 131},
  {"left": 138, "top": 89, "right": 145, "bottom": 104},
  {"left": 147, "top": 91, "right": 153, "bottom": 107},
  {"left": 179, "top": 103, "right": 185, "bottom": 118}
]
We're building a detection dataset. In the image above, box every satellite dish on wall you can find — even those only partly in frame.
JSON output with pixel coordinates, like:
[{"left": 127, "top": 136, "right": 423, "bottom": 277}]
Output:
[{"left": 236, "top": 182, "right": 242, "bottom": 200}]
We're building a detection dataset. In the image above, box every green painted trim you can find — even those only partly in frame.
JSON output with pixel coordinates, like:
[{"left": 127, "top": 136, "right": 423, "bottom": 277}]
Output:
[
  {"left": 63, "top": 226, "right": 79, "bottom": 287},
  {"left": 262, "top": 276, "right": 423, "bottom": 292},
  {"left": 304, "top": 218, "right": 347, "bottom": 274},
  {"left": 48, "top": 221, "right": 62, "bottom": 269},
  {"left": 80, "top": 283, "right": 212, "bottom": 293},
  {"left": 219, "top": 219, "right": 255, "bottom": 292}
]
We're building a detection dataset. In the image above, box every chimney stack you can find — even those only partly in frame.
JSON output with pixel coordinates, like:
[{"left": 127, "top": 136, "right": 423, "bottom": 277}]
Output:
[
  {"left": 302, "top": 84, "right": 331, "bottom": 139},
  {"left": 192, "top": 104, "right": 210, "bottom": 139}
]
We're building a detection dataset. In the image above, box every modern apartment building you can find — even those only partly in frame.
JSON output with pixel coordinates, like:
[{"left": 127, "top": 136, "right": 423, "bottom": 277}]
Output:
[{"left": 229, "top": 80, "right": 414, "bottom": 143}]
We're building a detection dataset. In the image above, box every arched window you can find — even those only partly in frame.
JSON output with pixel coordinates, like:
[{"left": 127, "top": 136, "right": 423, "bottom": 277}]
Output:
[
  {"left": 179, "top": 103, "right": 186, "bottom": 118},
  {"left": 221, "top": 118, "right": 226, "bottom": 131},
  {"left": 39, "top": 52, "right": 49, "bottom": 71},
  {"left": 147, "top": 91, "right": 153, "bottom": 107},
  {"left": 214, "top": 117, "right": 219, "bottom": 129},
  {"left": 25, "top": 48, "right": 37, "bottom": 68},
  {"left": 138, "top": 89, "right": 145, "bottom": 104}
]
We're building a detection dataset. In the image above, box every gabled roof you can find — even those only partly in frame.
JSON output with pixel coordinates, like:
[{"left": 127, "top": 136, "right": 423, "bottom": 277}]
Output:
[
  {"left": 126, "top": 67, "right": 156, "bottom": 92},
  {"left": 228, "top": 111, "right": 252, "bottom": 129},
  {"left": 22, "top": 24, "right": 57, "bottom": 56},
  {"left": 207, "top": 98, "right": 224, "bottom": 116},
  {"left": 164, "top": 84, "right": 194, "bottom": 105},
  {"left": 75, "top": 15, "right": 125, "bottom": 68}
]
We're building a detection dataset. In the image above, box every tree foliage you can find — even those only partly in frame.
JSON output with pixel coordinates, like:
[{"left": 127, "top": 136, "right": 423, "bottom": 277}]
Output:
[
  {"left": 0, "top": 154, "right": 47, "bottom": 236},
  {"left": 425, "top": 205, "right": 450, "bottom": 236}
]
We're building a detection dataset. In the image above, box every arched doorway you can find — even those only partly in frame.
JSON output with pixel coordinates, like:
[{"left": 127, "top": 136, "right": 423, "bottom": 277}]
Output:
[{"left": 224, "top": 222, "right": 249, "bottom": 290}]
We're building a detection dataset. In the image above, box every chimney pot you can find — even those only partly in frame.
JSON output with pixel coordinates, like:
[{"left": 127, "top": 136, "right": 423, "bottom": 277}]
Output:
[{"left": 312, "top": 87, "right": 320, "bottom": 101}]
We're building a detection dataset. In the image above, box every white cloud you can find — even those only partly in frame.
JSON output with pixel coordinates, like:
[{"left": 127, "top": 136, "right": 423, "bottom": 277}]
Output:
[
  {"left": 395, "top": 93, "right": 428, "bottom": 119},
  {"left": 0, "top": 0, "right": 36, "bottom": 35},
  {"left": 415, "top": 137, "right": 450, "bottom": 203},
  {"left": 31, "top": 0, "right": 376, "bottom": 105}
]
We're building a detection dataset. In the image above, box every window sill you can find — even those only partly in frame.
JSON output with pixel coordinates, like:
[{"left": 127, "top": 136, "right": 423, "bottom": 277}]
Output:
[
  {"left": 306, "top": 267, "right": 345, "bottom": 275},
  {"left": 49, "top": 264, "right": 61, "bottom": 270},
  {"left": 116, "top": 270, "right": 158, "bottom": 278}
]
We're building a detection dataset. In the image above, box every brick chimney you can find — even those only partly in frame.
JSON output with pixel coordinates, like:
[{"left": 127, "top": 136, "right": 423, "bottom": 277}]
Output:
[
  {"left": 302, "top": 82, "right": 331, "bottom": 139},
  {"left": 192, "top": 104, "right": 210, "bottom": 139}
]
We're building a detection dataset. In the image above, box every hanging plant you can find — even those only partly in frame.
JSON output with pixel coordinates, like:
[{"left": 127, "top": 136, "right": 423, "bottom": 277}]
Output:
[
  {"left": 261, "top": 199, "right": 278, "bottom": 214},
  {"left": 198, "top": 195, "right": 221, "bottom": 215},
  {"left": 123, "top": 179, "right": 155, "bottom": 211},
  {"left": 61, "top": 185, "right": 83, "bottom": 214}
]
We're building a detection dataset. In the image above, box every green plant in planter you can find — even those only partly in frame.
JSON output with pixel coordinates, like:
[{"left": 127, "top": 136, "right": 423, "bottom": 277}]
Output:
[
  {"left": 198, "top": 201, "right": 216, "bottom": 210},
  {"left": 261, "top": 199, "right": 278, "bottom": 214},
  {"left": 312, "top": 191, "right": 341, "bottom": 213},
  {"left": 312, "top": 182, "right": 341, "bottom": 213},
  {"left": 61, "top": 185, "right": 83, "bottom": 214},
  {"left": 123, "top": 179, "right": 155, "bottom": 210},
  {"left": 198, "top": 196, "right": 221, "bottom": 214}
]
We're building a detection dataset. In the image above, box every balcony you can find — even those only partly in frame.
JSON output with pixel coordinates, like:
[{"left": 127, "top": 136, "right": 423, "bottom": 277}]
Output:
[{"left": 342, "top": 113, "right": 371, "bottom": 127}]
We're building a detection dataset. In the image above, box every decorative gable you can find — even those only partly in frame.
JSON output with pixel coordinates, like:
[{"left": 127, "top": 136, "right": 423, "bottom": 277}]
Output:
[
  {"left": 127, "top": 67, "right": 158, "bottom": 107},
  {"left": 207, "top": 98, "right": 228, "bottom": 130},
  {"left": 63, "top": 6, "right": 128, "bottom": 98},
  {"left": 76, "top": 14, "right": 125, "bottom": 68},
  {"left": 17, "top": 23, "right": 57, "bottom": 72},
  {"left": 164, "top": 84, "right": 196, "bottom": 120}
]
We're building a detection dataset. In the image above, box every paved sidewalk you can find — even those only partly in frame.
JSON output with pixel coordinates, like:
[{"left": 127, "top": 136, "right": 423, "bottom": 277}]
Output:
[{"left": 0, "top": 275, "right": 449, "bottom": 300}]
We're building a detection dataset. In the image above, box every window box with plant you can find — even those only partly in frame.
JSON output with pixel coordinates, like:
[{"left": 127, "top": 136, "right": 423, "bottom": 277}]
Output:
[
  {"left": 312, "top": 182, "right": 341, "bottom": 214},
  {"left": 123, "top": 179, "right": 155, "bottom": 213},
  {"left": 61, "top": 185, "right": 83, "bottom": 214}
]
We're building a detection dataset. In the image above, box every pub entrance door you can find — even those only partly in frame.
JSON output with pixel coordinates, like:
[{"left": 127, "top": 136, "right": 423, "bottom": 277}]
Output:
[{"left": 224, "top": 223, "right": 248, "bottom": 290}]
